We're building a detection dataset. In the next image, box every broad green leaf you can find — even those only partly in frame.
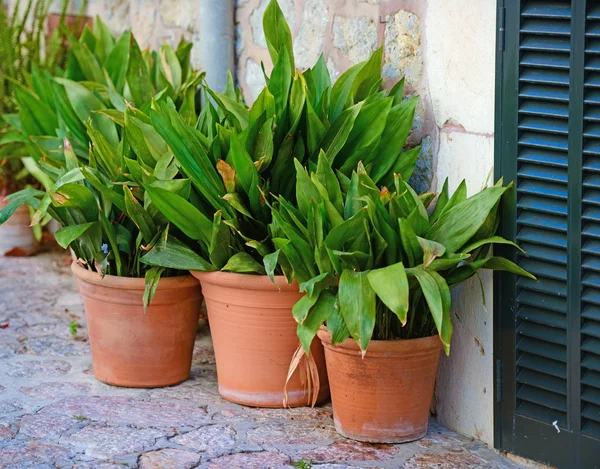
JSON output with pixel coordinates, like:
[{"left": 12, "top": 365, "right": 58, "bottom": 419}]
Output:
[
  {"left": 315, "top": 150, "right": 344, "bottom": 215},
  {"left": 297, "top": 291, "right": 336, "bottom": 355},
  {"left": 461, "top": 236, "right": 523, "bottom": 254},
  {"left": 370, "top": 97, "right": 417, "bottom": 182},
  {"left": 105, "top": 30, "right": 131, "bottom": 93},
  {"left": 144, "top": 185, "right": 212, "bottom": 246},
  {"left": 51, "top": 183, "right": 98, "bottom": 222},
  {"left": 208, "top": 211, "right": 232, "bottom": 270},
  {"left": 126, "top": 35, "right": 154, "bottom": 106},
  {"left": 399, "top": 218, "right": 422, "bottom": 267},
  {"left": 263, "top": 0, "right": 294, "bottom": 69},
  {"left": 54, "top": 222, "right": 96, "bottom": 249},
  {"left": 141, "top": 235, "right": 214, "bottom": 271},
  {"left": 327, "top": 306, "right": 350, "bottom": 344},
  {"left": 319, "top": 102, "right": 362, "bottom": 166},
  {"left": 329, "top": 62, "right": 363, "bottom": 120},
  {"left": 417, "top": 237, "right": 446, "bottom": 268},
  {"left": 338, "top": 270, "right": 376, "bottom": 353},
  {"left": 264, "top": 249, "right": 280, "bottom": 284},
  {"left": 143, "top": 266, "right": 165, "bottom": 311},
  {"left": 430, "top": 178, "right": 449, "bottom": 224},
  {"left": 426, "top": 186, "right": 508, "bottom": 253},
  {"left": 410, "top": 266, "right": 451, "bottom": 355},
  {"left": 367, "top": 262, "right": 409, "bottom": 325},
  {"left": 123, "top": 186, "right": 157, "bottom": 243},
  {"left": 222, "top": 252, "right": 266, "bottom": 274}
]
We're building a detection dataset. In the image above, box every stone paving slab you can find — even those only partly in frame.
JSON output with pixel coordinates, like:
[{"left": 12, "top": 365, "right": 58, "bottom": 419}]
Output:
[{"left": 0, "top": 251, "right": 527, "bottom": 469}]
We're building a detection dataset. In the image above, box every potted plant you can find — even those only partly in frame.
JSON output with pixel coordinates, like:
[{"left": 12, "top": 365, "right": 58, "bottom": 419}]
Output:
[
  {"left": 268, "top": 157, "right": 535, "bottom": 442},
  {"left": 0, "top": 0, "right": 81, "bottom": 255},
  {"left": 140, "top": 0, "right": 418, "bottom": 407},
  {"left": 0, "top": 24, "right": 206, "bottom": 387}
]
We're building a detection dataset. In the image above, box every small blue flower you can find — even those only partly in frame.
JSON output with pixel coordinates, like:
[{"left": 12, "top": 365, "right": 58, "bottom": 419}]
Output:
[{"left": 101, "top": 244, "right": 109, "bottom": 255}]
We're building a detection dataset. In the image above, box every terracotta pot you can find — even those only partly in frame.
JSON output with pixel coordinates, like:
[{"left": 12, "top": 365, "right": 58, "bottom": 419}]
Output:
[
  {"left": 318, "top": 329, "right": 442, "bottom": 443},
  {"left": 191, "top": 271, "right": 329, "bottom": 407},
  {"left": 0, "top": 199, "right": 38, "bottom": 256},
  {"left": 72, "top": 262, "right": 203, "bottom": 388}
]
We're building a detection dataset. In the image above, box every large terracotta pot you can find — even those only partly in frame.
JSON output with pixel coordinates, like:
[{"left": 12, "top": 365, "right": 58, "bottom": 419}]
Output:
[
  {"left": 191, "top": 271, "right": 329, "bottom": 408},
  {"left": 0, "top": 199, "right": 38, "bottom": 256},
  {"left": 72, "top": 263, "right": 203, "bottom": 388},
  {"left": 318, "top": 329, "right": 442, "bottom": 443}
]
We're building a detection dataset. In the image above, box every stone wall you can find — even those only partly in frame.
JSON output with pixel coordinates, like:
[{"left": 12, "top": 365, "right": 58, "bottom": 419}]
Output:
[{"left": 236, "top": 0, "right": 498, "bottom": 446}]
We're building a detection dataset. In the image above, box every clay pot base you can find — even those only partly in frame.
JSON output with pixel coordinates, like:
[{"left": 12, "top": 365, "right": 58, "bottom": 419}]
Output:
[
  {"left": 191, "top": 271, "right": 330, "bottom": 408},
  {"left": 72, "top": 263, "right": 203, "bottom": 388},
  {"left": 218, "top": 384, "right": 330, "bottom": 409},
  {"left": 319, "top": 329, "right": 441, "bottom": 443}
]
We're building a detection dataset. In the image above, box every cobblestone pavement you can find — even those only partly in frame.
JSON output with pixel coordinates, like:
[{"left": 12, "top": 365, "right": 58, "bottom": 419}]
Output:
[{"left": 0, "top": 250, "right": 525, "bottom": 469}]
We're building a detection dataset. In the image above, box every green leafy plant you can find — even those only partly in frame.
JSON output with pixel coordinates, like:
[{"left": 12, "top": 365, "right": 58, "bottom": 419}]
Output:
[
  {"left": 0, "top": 0, "right": 86, "bottom": 195},
  {"left": 269, "top": 157, "right": 535, "bottom": 355},
  {"left": 0, "top": 20, "right": 204, "bottom": 304},
  {"left": 141, "top": 0, "right": 419, "bottom": 278},
  {"left": 292, "top": 459, "right": 313, "bottom": 469}
]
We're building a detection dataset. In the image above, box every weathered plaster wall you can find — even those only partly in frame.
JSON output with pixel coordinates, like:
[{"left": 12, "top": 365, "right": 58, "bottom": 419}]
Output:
[
  {"left": 45, "top": 0, "right": 204, "bottom": 69},
  {"left": 236, "top": 0, "right": 498, "bottom": 446}
]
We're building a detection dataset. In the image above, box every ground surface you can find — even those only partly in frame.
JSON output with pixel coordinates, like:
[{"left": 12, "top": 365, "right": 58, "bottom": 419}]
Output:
[{"left": 0, "top": 250, "right": 526, "bottom": 469}]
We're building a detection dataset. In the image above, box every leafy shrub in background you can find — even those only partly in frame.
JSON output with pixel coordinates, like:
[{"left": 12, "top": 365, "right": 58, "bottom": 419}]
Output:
[
  {"left": 0, "top": 18, "right": 205, "bottom": 303},
  {"left": 0, "top": 0, "right": 86, "bottom": 195}
]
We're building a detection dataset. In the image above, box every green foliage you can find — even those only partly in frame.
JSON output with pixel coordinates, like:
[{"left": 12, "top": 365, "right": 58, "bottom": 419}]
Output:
[
  {"left": 292, "top": 459, "right": 313, "bottom": 469},
  {"left": 142, "top": 0, "right": 420, "bottom": 278},
  {"left": 68, "top": 320, "right": 79, "bottom": 339},
  {"left": 269, "top": 157, "right": 535, "bottom": 355},
  {"left": 0, "top": 0, "right": 85, "bottom": 193},
  {"left": 0, "top": 20, "right": 204, "bottom": 286}
]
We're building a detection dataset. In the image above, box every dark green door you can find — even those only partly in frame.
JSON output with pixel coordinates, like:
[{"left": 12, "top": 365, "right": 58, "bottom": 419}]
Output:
[{"left": 495, "top": 0, "right": 600, "bottom": 467}]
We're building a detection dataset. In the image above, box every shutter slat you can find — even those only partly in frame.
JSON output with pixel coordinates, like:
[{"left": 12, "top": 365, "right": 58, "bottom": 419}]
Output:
[
  {"left": 518, "top": 353, "right": 567, "bottom": 379},
  {"left": 517, "top": 336, "right": 567, "bottom": 362},
  {"left": 517, "top": 401, "right": 567, "bottom": 427},
  {"left": 518, "top": 163, "right": 569, "bottom": 182},
  {"left": 518, "top": 147, "right": 568, "bottom": 167},
  {"left": 517, "top": 305, "right": 566, "bottom": 329},
  {"left": 522, "top": 2, "right": 571, "bottom": 19},
  {"left": 517, "top": 321, "right": 567, "bottom": 345},
  {"left": 518, "top": 211, "right": 567, "bottom": 232},
  {"left": 518, "top": 116, "right": 569, "bottom": 135},
  {"left": 519, "top": 100, "right": 569, "bottom": 118},
  {"left": 517, "top": 385, "right": 567, "bottom": 412},
  {"left": 519, "top": 132, "right": 569, "bottom": 151},
  {"left": 520, "top": 68, "right": 569, "bottom": 85},
  {"left": 517, "top": 276, "right": 567, "bottom": 297},
  {"left": 517, "top": 290, "right": 567, "bottom": 314},
  {"left": 582, "top": 370, "right": 600, "bottom": 388},
  {"left": 517, "top": 369, "right": 567, "bottom": 395},
  {"left": 519, "top": 84, "right": 570, "bottom": 102},
  {"left": 518, "top": 243, "right": 567, "bottom": 265},
  {"left": 583, "top": 304, "right": 600, "bottom": 321},
  {"left": 519, "top": 259, "right": 567, "bottom": 281},
  {"left": 517, "top": 195, "right": 568, "bottom": 217}
]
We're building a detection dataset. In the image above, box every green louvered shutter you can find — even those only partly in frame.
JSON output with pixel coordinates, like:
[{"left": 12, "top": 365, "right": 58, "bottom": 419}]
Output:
[{"left": 495, "top": 0, "right": 600, "bottom": 467}]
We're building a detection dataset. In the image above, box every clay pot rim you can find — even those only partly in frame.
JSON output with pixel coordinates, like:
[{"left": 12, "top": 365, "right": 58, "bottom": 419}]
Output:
[
  {"left": 317, "top": 328, "right": 442, "bottom": 355},
  {"left": 190, "top": 269, "right": 299, "bottom": 291},
  {"left": 71, "top": 261, "right": 198, "bottom": 290}
]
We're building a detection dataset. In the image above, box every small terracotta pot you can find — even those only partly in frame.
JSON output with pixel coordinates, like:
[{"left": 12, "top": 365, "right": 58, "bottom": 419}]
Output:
[
  {"left": 72, "top": 263, "right": 203, "bottom": 388},
  {"left": 318, "top": 329, "right": 442, "bottom": 443},
  {"left": 0, "top": 199, "right": 38, "bottom": 256},
  {"left": 191, "top": 271, "right": 329, "bottom": 407}
]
